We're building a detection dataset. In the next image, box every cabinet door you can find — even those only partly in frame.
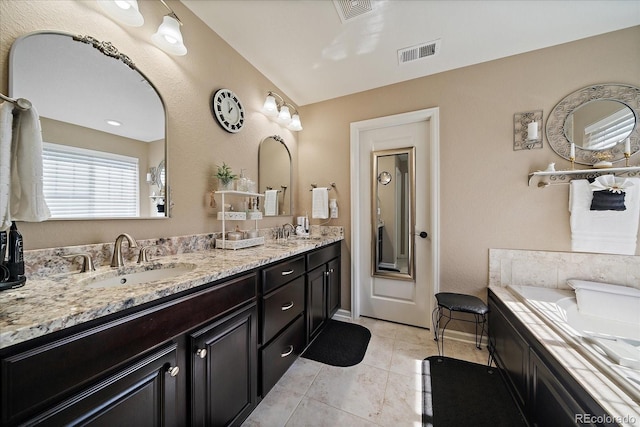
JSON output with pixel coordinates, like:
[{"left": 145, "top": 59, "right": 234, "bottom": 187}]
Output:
[
  {"left": 488, "top": 296, "right": 529, "bottom": 409},
  {"left": 327, "top": 257, "right": 340, "bottom": 317},
  {"left": 307, "top": 265, "right": 327, "bottom": 342},
  {"left": 529, "top": 350, "right": 595, "bottom": 427},
  {"left": 190, "top": 303, "right": 257, "bottom": 427},
  {"left": 23, "top": 344, "right": 179, "bottom": 426}
]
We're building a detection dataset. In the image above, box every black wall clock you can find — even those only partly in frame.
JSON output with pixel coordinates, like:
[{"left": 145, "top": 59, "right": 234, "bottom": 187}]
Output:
[{"left": 211, "top": 89, "right": 245, "bottom": 133}]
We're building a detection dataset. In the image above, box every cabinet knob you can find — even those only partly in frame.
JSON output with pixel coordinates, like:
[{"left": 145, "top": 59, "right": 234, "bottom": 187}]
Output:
[
  {"left": 166, "top": 365, "right": 180, "bottom": 377},
  {"left": 196, "top": 348, "right": 208, "bottom": 359},
  {"left": 329, "top": 268, "right": 334, "bottom": 273},
  {"left": 281, "top": 301, "right": 294, "bottom": 311},
  {"left": 324, "top": 271, "right": 330, "bottom": 277},
  {"left": 280, "top": 345, "right": 294, "bottom": 358}
]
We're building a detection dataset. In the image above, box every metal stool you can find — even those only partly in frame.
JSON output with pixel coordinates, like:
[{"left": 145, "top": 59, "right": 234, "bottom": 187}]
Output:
[{"left": 432, "top": 292, "right": 489, "bottom": 356}]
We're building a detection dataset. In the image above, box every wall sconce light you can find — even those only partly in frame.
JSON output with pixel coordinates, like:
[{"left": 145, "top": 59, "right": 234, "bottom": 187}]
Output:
[
  {"left": 261, "top": 91, "right": 303, "bottom": 131},
  {"left": 97, "top": 0, "right": 144, "bottom": 27},
  {"left": 97, "top": 0, "right": 187, "bottom": 56},
  {"left": 514, "top": 110, "right": 543, "bottom": 150}
]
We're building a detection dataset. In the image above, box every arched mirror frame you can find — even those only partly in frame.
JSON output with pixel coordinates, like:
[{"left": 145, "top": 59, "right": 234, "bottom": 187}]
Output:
[
  {"left": 258, "top": 135, "right": 292, "bottom": 216},
  {"left": 546, "top": 83, "right": 640, "bottom": 165},
  {"left": 371, "top": 147, "right": 416, "bottom": 281},
  {"left": 9, "top": 30, "right": 169, "bottom": 218}
]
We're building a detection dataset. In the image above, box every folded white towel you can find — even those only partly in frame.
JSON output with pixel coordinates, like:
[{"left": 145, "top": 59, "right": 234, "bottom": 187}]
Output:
[
  {"left": 0, "top": 102, "right": 13, "bottom": 231},
  {"left": 264, "top": 190, "right": 278, "bottom": 216},
  {"left": 569, "top": 178, "right": 640, "bottom": 255},
  {"left": 312, "top": 187, "right": 328, "bottom": 219},
  {"left": 10, "top": 104, "right": 50, "bottom": 223}
]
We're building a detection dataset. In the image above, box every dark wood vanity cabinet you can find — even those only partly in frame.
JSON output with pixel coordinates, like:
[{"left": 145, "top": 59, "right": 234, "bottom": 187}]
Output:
[
  {"left": 0, "top": 242, "right": 343, "bottom": 426},
  {"left": 306, "top": 242, "right": 341, "bottom": 343},
  {"left": 488, "top": 289, "right": 617, "bottom": 427},
  {"left": 0, "top": 272, "right": 257, "bottom": 427}
]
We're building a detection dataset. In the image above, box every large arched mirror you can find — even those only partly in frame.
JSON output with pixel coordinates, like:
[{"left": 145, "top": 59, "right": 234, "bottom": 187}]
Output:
[
  {"left": 546, "top": 84, "right": 639, "bottom": 165},
  {"left": 258, "top": 135, "right": 291, "bottom": 216},
  {"left": 372, "top": 147, "right": 415, "bottom": 281},
  {"left": 9, "top": 31, "right": 167, "bottom": 219}
]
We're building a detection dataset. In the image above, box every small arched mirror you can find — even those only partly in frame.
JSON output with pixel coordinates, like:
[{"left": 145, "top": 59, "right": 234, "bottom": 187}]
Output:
[
  {"left": 258, "top": 136, "right": 291, "bottom": 216},
  {"left": 547, "top": 84, "right": 640, "bottom": 165},
  {"left": 9, "top": 31, "right": 167, "bottom": 218}
]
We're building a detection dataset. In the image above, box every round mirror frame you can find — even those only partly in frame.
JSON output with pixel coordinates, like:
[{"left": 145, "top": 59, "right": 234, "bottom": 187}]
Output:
[{"left": 546, "top": 83, "right": 640, "bottom": 165}]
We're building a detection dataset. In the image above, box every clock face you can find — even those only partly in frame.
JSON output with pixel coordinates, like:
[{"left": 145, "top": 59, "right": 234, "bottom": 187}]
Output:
[{"left": 212, "top": 89, "right": 245, "bottom": 133}]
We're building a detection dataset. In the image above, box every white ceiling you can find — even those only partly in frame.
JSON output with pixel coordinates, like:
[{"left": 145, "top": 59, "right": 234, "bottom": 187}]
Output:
[{"left": 181, "top": 0, "right": 640, "bottom": 107}]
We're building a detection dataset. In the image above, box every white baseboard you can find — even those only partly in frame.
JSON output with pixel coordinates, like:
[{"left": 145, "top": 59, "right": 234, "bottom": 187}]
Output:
[{"left": 332, "top": 309, "right": 352, "bottom": 321}]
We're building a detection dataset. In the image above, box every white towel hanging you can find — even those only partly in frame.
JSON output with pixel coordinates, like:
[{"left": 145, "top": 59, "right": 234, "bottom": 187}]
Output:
[
  {"left": 0, "top": 102, "right": 14, "bottom": 231},
  {"left": 9, "top": 104, "right": 50, "bottom": 223},
  {"left": 264, "top": 190, "right": 278, "bottom": 216},
  {"left": 569, "top": 178, "right": 640, "bottom": 255},
  {"left": 312, "top": 187, "right": 329, "bottom": 219}
]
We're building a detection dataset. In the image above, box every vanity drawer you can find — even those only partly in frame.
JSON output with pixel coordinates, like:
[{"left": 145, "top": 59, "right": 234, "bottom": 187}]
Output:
[
  {"left": 262, "top": 276, "right": 305, "bottom": 344},
  {"left": 307, "top": 242, "right": 340, "bottom": 271},
  {"left": 261, "top": 256, "right": 305, "bottom": 294},
  {"left": 260, "top": 314, "right": 305, "bottom": 396}
]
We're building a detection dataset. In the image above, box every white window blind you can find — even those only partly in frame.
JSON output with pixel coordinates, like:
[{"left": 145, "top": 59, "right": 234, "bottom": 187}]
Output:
[
  {"left": 583, "top": 108, "right": 635, "bottom": 150},
  {"left": 43, "top": 143, "right": 140, "bottom": 218}
]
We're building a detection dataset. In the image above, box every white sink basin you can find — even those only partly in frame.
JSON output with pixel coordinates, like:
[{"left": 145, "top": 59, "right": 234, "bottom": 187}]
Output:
[{"left": 83, "top": 264, "right": 196, "bottom": 289}]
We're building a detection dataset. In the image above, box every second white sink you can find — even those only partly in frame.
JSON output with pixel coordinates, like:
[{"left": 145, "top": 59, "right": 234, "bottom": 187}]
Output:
[{"left": 82, "top": 264, "right": 196, "bottom": 289}]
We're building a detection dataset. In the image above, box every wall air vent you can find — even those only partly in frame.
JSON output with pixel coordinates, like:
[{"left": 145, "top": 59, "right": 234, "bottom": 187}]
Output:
[
  {"left": 398, "top": 39, "right": 441, "bottom": 65},
  {"left": 333, "top": 0, "right": 374, "bottom": 23}
]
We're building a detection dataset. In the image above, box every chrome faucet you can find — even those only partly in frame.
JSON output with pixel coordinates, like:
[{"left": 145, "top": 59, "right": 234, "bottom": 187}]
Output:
[
  {"left": 110, "top": 233, "right": 138, "bottom": 268},
  {"left": 281, "top": 223, "right": 296, "bottom": 239}
]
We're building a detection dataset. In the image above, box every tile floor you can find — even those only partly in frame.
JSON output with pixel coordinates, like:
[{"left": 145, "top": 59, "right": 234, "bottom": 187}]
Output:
[{"left": 242, "top": 317, "right": 490, "bottom": 427}]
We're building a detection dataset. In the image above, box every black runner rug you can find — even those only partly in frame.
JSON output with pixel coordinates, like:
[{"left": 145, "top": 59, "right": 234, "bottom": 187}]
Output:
[
  {"left": 301, "top": 320, "right": 371, "bottom": 367},
  {"left": 422, "top": 356, "right": 526, "bottom": 427}
]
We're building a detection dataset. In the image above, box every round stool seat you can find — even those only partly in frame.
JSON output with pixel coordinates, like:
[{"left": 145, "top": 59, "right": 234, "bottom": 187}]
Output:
[{"left": 435, "top": 292, "right": 488, "bottom": 315}]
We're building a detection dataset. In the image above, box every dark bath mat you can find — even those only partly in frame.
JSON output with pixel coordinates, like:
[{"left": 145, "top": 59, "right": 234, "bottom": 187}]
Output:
[
  {"left": 422, "top": 356, "right": 526, "bottom": 427},
  {"left": 301, "top": 320, "right": 371, "bottom": 367}
]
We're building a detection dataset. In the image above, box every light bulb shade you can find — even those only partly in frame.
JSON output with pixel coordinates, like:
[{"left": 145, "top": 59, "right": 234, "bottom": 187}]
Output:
[
  {"left": 287, "top": 114, "right": 303, "bottom": 131},
  {"left": 261, "top": 95, "right": 279, "bottom": 117},
  {"left": 97, "top": 0, "right": 144, "bottom": 27},
  {"left": 152, "top": 15, "right": 187, "bottom": 56},
  {"left": 277, "top": 105, "right": 292, "bottom": 124}
]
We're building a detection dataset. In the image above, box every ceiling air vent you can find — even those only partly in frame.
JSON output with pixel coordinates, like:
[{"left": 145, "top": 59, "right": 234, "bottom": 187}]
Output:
[
  {"left": 333, "top": 0, "right": 374, "bottom": 23},
  {"left": 398, "top": 39, "right": 441, "bottom": 65}
]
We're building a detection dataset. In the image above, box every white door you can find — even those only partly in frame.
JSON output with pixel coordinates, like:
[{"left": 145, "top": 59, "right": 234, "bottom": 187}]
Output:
[{"left": 350, "top": 109, "right": 439, "bottom": 329}]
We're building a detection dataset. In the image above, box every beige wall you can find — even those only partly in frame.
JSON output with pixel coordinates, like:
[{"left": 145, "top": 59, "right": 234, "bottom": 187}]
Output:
[
  {"left": 1, "top": 1, "right": 639, "bottom": 314},
  {"left": 298, "top": 26, "right": 640, "bottom": 309},
  {"left": 0, "top": 0, "right": 298, "bottom": 247}
]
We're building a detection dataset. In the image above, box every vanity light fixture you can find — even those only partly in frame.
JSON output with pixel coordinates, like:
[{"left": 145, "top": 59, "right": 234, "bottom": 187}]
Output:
[
  {"left": 261, "top": 91, "right": 303, "bottom": 131},
  {"left": 151, "top": 0, "right": 187, "bottom": 56},
  {"left": 97, "top": 0, "right": 187, "bottom": 56},
  {"left": 97, "top": 0, "right": 144, "bottom": 27}
]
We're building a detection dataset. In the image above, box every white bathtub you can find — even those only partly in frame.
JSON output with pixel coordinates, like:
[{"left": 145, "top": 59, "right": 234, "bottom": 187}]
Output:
[{"left": 508, "top": 284, "right": 640, "bottom": 401}]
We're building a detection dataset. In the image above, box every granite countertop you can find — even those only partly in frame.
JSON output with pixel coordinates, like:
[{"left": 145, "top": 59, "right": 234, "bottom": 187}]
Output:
[
  {"left": 0, "top": 236, "right": 342, "bottom": 350},
  {"left": 490, "top": 286, "right": 640, "bottom": 426}
]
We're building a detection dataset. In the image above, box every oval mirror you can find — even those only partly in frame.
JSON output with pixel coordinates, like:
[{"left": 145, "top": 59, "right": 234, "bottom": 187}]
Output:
[
  {"left": 547, "top": 84, "right": 640, "bottom": 165},
  {"left": 9, "top": 31, "right": 167, "bottom": 218},
  {"left": 258, "top": 136, "right": 291, "bottom": 216},
  {"left": 372, "top": 147, "right": 415, "bottom": 281}
]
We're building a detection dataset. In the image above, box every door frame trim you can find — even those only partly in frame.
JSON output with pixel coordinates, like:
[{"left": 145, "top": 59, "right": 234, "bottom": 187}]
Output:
[{"left": 349, "top": 108, "right": 440, "bottom": 329}]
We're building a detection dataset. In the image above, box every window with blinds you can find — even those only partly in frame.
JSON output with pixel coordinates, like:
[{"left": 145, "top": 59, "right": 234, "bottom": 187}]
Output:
[{"left": 43, "top": 143, "right": 140, "bottom": 218}]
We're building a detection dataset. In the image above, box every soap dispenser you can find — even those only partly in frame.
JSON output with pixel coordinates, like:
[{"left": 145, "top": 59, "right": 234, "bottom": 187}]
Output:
[{"left": 237, "top": 169, "right": 249, "bottom": 192}]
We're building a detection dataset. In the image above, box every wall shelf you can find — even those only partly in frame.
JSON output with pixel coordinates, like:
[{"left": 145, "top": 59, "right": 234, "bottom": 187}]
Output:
[
  {"left": 528, "top": 166, "right": 640, "bottom": 187},
  {"left": 214, "top": 191, "right": 264, "bottom": 249}
]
